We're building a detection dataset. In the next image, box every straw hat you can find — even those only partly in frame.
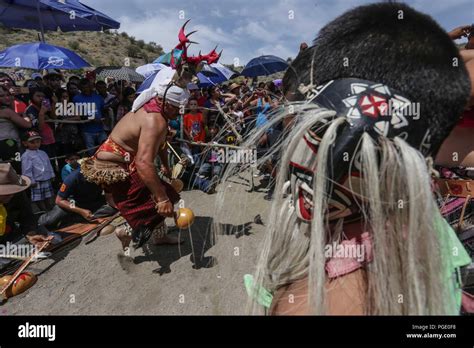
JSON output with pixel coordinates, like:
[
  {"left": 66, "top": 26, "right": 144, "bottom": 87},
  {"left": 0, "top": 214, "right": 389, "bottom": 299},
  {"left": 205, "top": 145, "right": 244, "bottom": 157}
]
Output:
[
  {"left": 0, "top": 163, "right": 31, "bottom": 196},
  {"left": 229, "top": 83, "right": 240, "bottom": 92}
]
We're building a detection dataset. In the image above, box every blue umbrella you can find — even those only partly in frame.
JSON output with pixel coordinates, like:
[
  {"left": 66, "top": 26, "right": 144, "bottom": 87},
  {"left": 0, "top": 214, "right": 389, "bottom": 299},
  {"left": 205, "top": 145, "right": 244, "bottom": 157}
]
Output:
[
  {"left": 137, "top": 70, "right": 158, "bottom": 93},
  {"left": 197, "top": 72, "right": 227, "bottom": 88},
  {"left": 0, "top": 0, "right": 120, "bottom": 41},
  {"left": 0, "top": 42, "right": 90, "bottom": 70},
  {"left": 241, "top": 55, "right": 288, "bottom": 77}
]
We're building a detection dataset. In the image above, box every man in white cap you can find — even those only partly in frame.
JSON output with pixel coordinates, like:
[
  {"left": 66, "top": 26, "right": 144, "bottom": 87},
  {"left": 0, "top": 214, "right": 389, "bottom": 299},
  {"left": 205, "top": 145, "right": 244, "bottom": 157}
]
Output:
[{"left": 81, "top": 67, "right": 190, "bottom": 249}]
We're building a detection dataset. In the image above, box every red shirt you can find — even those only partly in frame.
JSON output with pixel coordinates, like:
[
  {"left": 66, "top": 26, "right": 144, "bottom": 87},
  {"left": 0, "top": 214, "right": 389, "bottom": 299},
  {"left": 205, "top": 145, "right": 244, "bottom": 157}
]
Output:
[
  {"left": 197, "top": 96, "right": 207, "bottom": 108},
  {"left": 25, "top": 104, "right": 55, "bottom": 145},
  {"left": 183, "top": 112, "right": 205, "bottom": 142},
  {"left": 14, "top": 100, "right": 27, "bottom": 114}
]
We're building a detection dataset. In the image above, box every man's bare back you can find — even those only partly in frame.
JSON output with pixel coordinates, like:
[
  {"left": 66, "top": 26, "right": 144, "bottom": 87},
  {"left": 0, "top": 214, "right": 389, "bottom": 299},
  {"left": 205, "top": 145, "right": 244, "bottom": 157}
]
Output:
[{"left": 96, "top": 106, "right": 168, "bottom": 163}]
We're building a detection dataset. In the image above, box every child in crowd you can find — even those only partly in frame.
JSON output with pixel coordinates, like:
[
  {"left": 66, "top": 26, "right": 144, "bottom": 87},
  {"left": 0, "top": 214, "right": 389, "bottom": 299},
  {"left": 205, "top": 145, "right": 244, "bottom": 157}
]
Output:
[
  {"left": 20, "top": 130, "right": 55, "bottom": 212},
  {"left": 61, "top": 153, "right": 81, "bottom": 181},
  {"left": 194, "top": 126, "right": 223, "bottom": 194},
  {"left": 24, "top": 88, "right": 57, "bottom": 158},
  {"left": 184, "top": 97, "right": 206, "bottom": 163}
]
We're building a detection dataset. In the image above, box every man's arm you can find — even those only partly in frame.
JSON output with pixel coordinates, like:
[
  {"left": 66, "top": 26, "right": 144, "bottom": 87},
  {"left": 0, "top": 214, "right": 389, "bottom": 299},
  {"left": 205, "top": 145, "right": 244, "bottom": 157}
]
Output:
[
  {"left": 158, "top": 145, "right": 171, "bottom": 177},
  {"left": 0, "top": 108, "right": 32, "bottom": 128},
  {"left": 55, "top": 195, "right": 93, "bottom": 221},
  {"left": 135, "top": 112, "right": 173, "bottom": 216},
  {"left": 56, "top": 175, "right": 94, "bottom": 220}
]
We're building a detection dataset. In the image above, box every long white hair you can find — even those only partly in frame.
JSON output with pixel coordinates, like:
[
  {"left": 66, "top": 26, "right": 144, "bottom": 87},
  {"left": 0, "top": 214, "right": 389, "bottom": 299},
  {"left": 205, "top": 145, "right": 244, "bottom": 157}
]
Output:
[{"left": 213, "top": 101, "right": 452, "bottom": 315}]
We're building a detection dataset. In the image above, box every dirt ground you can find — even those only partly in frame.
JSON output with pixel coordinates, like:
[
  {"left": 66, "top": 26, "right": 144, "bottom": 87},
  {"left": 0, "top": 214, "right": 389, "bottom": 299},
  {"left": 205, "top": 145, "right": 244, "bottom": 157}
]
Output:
[{"left": 1, "top": 173, "right": 271, "bottom": 315}]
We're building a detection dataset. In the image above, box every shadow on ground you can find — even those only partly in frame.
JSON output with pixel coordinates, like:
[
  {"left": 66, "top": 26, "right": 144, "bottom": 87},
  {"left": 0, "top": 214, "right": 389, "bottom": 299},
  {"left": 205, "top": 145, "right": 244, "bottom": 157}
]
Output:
[{"left": 133, "top": 216, "right": 254, "bottom": 275}]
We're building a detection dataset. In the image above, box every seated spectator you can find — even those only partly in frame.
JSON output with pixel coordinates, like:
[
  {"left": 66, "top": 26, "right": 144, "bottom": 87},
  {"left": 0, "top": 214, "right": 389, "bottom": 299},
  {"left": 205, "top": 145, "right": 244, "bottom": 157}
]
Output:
[
  {"left": 0, "top": 85, "right": 32, "bottom": 173},
  {"left": 38, "top": 169, "right": 117, "bottom": 229},
  {"left": 0, "top": 163, "right": 52, "bottom": 254},
  {"left": 20, "top": 131, "right": 55, "bottom": 212},
  {"left": 24, "top": 88, "right": 57, "bottom": 158},
  {"left": 194, "top": 126, "right": 223, "bottom": 194},
  {"left": 61, "top": 153, "right": 81, "bottom": 181}
]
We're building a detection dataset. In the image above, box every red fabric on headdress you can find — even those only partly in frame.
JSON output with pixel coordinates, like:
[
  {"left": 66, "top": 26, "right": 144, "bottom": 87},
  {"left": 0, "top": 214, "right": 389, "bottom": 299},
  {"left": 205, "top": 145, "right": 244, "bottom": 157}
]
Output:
[
  {"left": 458, "top": 108, "right": 474, "bottom": 128},
  {"left": 143, "top": 98, "right": 162, "bottom": 113}
]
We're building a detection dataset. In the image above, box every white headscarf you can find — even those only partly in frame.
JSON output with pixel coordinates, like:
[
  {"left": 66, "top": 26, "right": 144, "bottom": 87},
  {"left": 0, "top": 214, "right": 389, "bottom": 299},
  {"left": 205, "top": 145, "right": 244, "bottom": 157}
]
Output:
[{"left": 132, "top": 66, "right": 190, "bottom": 112}]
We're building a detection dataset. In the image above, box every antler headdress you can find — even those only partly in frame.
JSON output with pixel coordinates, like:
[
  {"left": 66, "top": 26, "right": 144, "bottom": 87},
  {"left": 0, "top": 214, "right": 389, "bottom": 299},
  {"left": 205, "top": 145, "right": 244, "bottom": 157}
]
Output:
[{"left": 169, "top": 19, "right": 223, "bottom": 86}]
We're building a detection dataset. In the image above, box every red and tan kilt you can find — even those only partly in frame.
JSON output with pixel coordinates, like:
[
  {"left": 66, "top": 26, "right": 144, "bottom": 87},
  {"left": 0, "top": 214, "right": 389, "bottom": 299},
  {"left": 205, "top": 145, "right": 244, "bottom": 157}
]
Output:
[{"left": 106, "top": 168, "right": 180, "bottom": 231}]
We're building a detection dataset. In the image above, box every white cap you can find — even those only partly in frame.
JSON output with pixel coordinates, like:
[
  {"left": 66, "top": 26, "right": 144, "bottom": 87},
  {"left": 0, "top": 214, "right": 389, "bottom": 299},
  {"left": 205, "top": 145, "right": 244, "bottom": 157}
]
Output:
[{"left": 132, "top": 67, "right": 190, "bottom": 112}]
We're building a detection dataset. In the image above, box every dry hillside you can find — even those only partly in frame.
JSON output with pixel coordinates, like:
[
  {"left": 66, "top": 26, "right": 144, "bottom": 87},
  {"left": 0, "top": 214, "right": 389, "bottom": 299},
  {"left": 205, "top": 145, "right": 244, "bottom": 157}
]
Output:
[{"left": 0, "top": 25, "right": 164, "bottom": 68}]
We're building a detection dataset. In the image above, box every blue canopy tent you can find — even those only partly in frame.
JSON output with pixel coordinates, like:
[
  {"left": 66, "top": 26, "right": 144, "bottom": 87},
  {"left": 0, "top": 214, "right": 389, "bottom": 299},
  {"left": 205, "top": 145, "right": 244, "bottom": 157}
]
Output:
[{"left": 0, "top": 0, "right": 120, "bottom": 41}]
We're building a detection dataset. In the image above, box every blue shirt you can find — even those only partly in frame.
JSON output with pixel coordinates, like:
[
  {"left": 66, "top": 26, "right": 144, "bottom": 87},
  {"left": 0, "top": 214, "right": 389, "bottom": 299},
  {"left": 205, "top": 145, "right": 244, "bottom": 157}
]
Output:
[
  {"left": 21, "top": 149, "right": 55, "bottom": 184},
  {"left": 61, "top": 163, "right": 80, "bottom": 182},
  {"left": 256, "top": 98, "right": 272, "bottom": 130},
  {"left": 58, "top": 170, "right": 104, "bottom": 208},
  {"left": 73, "top": 93, "right": 105, "bottom": 133},
  {"left": 169, "top": 118, "right": 181, "bottom": 138}
]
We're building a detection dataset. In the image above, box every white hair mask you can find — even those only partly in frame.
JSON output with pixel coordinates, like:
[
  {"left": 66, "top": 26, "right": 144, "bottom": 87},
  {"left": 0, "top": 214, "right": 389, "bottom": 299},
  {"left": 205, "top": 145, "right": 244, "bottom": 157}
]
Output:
[{"left": 132, "top": 67, "right": 190, "bottom": 112}]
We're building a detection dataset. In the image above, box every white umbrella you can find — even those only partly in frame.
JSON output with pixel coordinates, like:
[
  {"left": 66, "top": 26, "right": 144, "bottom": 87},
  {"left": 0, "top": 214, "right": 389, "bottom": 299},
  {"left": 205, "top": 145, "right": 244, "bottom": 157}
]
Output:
[{"left": 136, "top": 63, "right": 167, "bottom": 78}]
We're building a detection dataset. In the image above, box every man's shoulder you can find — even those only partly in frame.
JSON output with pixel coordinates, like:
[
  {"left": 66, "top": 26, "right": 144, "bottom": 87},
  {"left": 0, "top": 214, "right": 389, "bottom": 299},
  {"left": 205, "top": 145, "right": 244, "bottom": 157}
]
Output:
[
  {"left": 63, "top": 168, "right": 81, "bottom": 185},
  {"left": 92, "top": 93, "right": 104, "bottom": 103},
  {"left": 135, "top": 108, "right": 165, "bottom": 124}
]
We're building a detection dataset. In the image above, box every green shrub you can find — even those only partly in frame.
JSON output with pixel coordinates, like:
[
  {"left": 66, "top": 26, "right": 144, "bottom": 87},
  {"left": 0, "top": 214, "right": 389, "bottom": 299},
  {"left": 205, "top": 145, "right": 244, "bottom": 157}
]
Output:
[{"left": 68, "top": 40, "right": 80, "bottom": 50}]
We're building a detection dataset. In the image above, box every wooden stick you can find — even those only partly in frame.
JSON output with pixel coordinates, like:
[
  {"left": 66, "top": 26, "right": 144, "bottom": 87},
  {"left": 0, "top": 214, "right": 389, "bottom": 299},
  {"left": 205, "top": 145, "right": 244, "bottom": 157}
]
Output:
[
  {"left": 166, "top": 141, "right": 182, "bottom": 160},
  {"left": 83, "top": 213, "right": 121, "bottom": 244},
  {"left": 176, "top": 138, "right": 254, "bottom": 151},
  {"left": 215, "top": 102, "right": 243, "bottom": 142},
  {"left": 1, "top": 240, "right": 51, "bottom": 299}
]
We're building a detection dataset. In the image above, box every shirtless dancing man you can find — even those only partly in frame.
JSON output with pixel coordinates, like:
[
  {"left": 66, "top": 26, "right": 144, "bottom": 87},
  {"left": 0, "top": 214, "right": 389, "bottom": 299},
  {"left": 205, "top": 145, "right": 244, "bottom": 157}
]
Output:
[
  {"left": 82, "top": 21, "right": 221, "bottom": 250},
  {"left": 82, "top": 66, "right": 189, "bottom": 249}
]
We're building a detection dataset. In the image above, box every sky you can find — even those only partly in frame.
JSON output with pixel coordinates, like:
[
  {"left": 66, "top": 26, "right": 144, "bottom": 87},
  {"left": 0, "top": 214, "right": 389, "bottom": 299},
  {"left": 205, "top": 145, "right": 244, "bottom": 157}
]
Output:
[{"left": 82, "top": 0, "right": 474, "bottom": 65}]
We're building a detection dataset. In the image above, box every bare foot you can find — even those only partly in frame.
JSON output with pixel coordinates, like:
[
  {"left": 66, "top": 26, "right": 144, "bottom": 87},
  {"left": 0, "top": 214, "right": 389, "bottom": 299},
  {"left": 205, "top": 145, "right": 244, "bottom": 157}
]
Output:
[
  {"left": 115, "top": 225, "right": 132, "bottom": 251},
  {"left": 153, "top": 234, "right": 184, "bottom": 245}
]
